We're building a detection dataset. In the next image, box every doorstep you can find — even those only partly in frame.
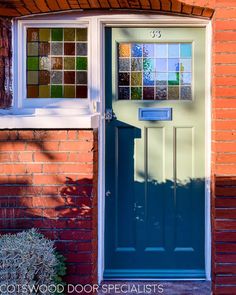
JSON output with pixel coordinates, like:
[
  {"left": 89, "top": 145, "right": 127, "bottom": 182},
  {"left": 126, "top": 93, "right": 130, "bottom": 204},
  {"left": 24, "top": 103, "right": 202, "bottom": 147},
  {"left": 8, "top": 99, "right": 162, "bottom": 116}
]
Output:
[{"left": 98, "top": 281, "right": 211, "bottom": 295}]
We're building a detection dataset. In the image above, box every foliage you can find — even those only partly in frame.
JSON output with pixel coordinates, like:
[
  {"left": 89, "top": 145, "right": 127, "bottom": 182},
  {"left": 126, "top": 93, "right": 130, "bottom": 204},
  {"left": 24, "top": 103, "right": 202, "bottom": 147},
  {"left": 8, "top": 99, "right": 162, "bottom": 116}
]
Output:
[
  {"left": 53, "top": 252, "right": 67, "bottom": 294},
  {"left": 0, "top": 228, "right": 66, "bottom": 294}
]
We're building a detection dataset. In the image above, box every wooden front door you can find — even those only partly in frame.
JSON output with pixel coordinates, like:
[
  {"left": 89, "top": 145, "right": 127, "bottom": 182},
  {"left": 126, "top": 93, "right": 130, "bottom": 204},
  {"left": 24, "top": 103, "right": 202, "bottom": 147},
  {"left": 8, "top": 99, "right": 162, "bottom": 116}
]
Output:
[{"left": 104, "top": 27, "right": 206, "bottom": 279}]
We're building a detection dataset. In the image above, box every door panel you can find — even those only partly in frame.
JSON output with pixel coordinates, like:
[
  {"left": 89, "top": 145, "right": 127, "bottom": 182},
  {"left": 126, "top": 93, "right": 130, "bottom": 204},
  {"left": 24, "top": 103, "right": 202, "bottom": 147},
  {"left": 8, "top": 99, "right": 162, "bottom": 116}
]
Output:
[
  {"left": 105, "top": 27, "right": 206, "bottom": 279},
  {"left": 146, "top": 127, "right": 165, "bottom": 250},
  {"left": 116, "top": 126, "right": 136, "bottom": 250}
]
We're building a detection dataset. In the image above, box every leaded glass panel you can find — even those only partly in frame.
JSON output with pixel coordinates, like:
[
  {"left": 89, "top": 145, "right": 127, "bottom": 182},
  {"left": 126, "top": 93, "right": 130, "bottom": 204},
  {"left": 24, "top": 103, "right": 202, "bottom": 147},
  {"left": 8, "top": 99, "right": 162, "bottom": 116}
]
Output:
[
  {"left": 26, "top": 28, "right": 88, "bottom": 99},
  {"left": 118, "top": 43, "right": 192, "bottom": 100}
]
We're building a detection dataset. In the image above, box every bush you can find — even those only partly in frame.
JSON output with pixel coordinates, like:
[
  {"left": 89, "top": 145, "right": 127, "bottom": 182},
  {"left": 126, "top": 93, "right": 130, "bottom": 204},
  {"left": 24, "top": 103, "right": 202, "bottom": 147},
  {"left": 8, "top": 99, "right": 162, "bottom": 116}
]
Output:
[{"left": 0, "top": 228, "right": 66, "bottom": 294}]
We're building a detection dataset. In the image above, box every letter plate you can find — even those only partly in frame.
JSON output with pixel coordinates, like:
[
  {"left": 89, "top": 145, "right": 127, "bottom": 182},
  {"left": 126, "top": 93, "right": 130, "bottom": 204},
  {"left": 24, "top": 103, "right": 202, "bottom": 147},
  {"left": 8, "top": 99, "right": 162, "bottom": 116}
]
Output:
[{"left": 139, "top": 108, "right": 172, "bottom": 121}]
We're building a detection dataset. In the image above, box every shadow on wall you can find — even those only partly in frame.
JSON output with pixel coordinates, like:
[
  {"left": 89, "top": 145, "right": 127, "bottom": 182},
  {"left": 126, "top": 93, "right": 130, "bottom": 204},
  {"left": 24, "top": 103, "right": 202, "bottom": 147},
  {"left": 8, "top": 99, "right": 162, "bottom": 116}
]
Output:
[
  {"left": 0, "top": 177, "right": 93, "bottom": 234},
  {"left": 0, "top": 130, "right": 97, "bottom": 284},
  {"left": 212, "top": 175, "right": 236, "bottom": 294}
]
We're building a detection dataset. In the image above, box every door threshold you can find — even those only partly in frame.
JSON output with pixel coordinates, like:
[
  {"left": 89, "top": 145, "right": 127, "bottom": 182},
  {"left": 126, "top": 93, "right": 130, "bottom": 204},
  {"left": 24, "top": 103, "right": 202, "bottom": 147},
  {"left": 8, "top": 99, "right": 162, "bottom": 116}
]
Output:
[
  {"left": 103, "top": 269, "right": 206, "bottom": 279},
  {"left": 102, "top": 278, "right": 209, "bottom": 281}
]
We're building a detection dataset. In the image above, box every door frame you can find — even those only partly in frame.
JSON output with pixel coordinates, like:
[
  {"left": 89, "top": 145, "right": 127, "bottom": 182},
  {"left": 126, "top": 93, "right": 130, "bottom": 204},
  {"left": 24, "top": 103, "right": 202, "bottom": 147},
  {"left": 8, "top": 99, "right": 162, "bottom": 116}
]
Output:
[{"left": 95, "top": 12, "right": 212, "bottom": 282}]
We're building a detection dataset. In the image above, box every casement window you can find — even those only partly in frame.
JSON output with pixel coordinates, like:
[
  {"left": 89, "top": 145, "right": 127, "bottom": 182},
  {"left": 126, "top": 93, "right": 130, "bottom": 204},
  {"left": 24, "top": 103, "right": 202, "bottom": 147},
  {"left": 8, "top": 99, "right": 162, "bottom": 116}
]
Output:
[
  {"left": 1, "top": 16, "right": 99, "bottom": 128},
  {"left": 16, "top": 21, "right": 91, "bottom": 108}
]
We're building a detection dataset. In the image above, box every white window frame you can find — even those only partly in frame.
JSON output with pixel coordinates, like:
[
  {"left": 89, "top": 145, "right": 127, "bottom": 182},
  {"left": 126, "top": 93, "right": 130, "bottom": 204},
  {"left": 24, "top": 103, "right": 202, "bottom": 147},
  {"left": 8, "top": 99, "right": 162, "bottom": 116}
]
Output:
[
  {"left": 0, "top": 13, "right": 100, "bottom": 128},
  {"left": 20, "top": 22, "right": 90, "bottom": 108}
]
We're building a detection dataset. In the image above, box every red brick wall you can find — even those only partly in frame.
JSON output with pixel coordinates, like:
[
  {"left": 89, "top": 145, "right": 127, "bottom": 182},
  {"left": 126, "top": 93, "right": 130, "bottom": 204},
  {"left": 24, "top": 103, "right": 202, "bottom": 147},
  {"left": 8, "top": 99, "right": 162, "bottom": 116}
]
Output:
[
  {"left": 1, "top": 1, "right": 236, "bottom": 294},
  {"left": 0, "top": 130, "right": 98, "bottom": 286},
  {"left": 212, "top": 1, "right": 236, "bottom": 294},
  {"left": 0, "top": 0, "right": 214, "bottom": 18}
]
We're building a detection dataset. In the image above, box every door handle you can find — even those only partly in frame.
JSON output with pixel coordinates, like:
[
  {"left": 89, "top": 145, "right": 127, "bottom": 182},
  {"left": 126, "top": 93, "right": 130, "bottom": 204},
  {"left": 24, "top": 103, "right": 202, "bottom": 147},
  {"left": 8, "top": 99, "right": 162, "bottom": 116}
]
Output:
[
  {"left": 106, "top": 190, "right": 112, "bottom": 197},
  {"left": 105, "top": 109, "right": 116, "bottom": 122}
]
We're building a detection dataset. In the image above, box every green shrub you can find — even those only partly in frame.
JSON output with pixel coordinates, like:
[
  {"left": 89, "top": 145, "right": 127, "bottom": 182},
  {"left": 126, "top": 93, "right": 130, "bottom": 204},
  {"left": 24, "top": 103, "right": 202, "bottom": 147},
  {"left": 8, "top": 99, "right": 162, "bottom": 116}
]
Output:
[{"left": 0, "top": 228, "right": 66, "bottom": 294}]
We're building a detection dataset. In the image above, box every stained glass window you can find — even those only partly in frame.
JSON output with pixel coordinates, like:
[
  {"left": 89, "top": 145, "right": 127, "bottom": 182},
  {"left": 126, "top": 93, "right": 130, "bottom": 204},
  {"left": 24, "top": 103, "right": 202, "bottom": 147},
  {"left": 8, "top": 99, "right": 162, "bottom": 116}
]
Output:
[
  {"left": 27, "top": 28, "right": 88, "bottom": 99},
  {"left": 118, "top": 43, "right": 192, "bottom": 100}
]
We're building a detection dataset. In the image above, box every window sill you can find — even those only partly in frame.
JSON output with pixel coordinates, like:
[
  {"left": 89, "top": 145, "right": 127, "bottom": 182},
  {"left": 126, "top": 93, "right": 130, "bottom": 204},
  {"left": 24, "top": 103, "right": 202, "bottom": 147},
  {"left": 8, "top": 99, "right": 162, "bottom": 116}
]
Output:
[{"left": 0, "top": 112, "right": 99, "bottom": 129}]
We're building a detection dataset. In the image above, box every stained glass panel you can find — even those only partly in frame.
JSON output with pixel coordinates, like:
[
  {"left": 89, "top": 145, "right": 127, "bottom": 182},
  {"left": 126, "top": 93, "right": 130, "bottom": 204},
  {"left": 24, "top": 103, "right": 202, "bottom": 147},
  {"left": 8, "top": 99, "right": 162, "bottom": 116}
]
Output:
[
  {"left": 168, "top": 44, "right": 179, "bottom": 58},
  {"left": 168, "top": 86, "right": 179, "bottom": 100},
  {"left": 119, "top": 58, "right": 130, "bottom": 72},
  {"left": 28, "top": 43, "right": 38, "bottom": 56},
  {"left": 168, "top": 72, "right": 180, "bottom": 85},
  {"left": 39, "top": 71, "right": 50, "bottom": 85},
  {"left": 39, "top": 85, "right": 50, "bottom": 98},
  {"left": 119, "top": 44, "right": 131, "bottom": 58},
  {"left": 119, "top": 87, "right": 130, "bottom": 100},
  {"left": 131, "top": 87, "right": 142, "bottom": 100},
  {"left": 39, "top": 43, "right": 50, "bottom": 56},
  {"left": 168, "top": 59, "right": 179, "bottom": 71},
  {"left": 143, "top": 87, "right": 154, "bottom": 100},
  {"left": 131, "top": 72, "right": 142, "bottom": 86},
  {"left": 51, "top": 43, "right": 63, "bottom": 55},
  {"left": 180, "top": 59, "right": 191, "bottom": 72},
  {"left": 143, "top": 59, "right": 155, "bottom": 71},
  {"left": 156, "top": 58, "right": 167, "bottom": 72},
  {"left": 131, "top": 44, "right": 143, "bottom": 57},
  {"left": 76, "top": 43, "right": 87, "bottom": 56},
  {"left": 156, "top": 86, "right": 167, "bottom": 100},
  {"left": 39, "top": 29, "right": 50, "bottom": 42},
  {"left": 181, "top": 86, "right": 192, "bottom": 100},
  {"left": 180, "top": 44, "right": 192, "bottom": 58},
  {"left": 131, "top": 58, "right": 142, "bottom": 71},
  {"left": 143, "top": 72, "right": 155, "bottom": 86},
  {"left": 119, "top": 73, "right": 130, "bottom": 86},
  {"left": 143, "top": 44, "right": 154, "bottom": 57},
  {"left": 118, "top": 42, "right": 192, "bottom": 100},
  {"left": 27, "top": 71, "right": 38, "bottom": 85},
  {"left": 155, "top": 44, "right": 167, "bottom": 58},
  {"left": 27, "top": 27, "right": 88, "bottom": 98},
  {"left": 156, "top": 73, "right": 167, "bottom": 86}
]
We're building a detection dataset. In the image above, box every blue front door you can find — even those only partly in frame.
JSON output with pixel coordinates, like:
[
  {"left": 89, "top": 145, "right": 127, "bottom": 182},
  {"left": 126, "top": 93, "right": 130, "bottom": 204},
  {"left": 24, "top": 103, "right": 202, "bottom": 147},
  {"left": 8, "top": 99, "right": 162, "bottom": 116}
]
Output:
[{"left": 104, "top": 27, "right": 206, "bottom": 279}]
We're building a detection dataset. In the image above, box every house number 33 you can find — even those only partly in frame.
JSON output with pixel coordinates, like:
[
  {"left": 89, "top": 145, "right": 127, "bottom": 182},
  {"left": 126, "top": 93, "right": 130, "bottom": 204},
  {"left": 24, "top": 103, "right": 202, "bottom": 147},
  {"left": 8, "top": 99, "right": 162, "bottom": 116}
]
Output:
[{"left": 150, "top": 30, "right": 162, "bottom": 38}]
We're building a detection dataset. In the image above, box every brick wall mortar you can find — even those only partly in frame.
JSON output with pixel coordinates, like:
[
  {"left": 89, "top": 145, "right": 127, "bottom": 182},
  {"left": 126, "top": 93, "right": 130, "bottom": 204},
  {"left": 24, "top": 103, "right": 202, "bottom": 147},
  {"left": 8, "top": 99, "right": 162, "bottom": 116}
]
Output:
[
  {"left": 0, "top": 129, "right": 98, "bottom": 286},
  {"left": 211, "top": 1, "right": 236, "bottom": 294}
]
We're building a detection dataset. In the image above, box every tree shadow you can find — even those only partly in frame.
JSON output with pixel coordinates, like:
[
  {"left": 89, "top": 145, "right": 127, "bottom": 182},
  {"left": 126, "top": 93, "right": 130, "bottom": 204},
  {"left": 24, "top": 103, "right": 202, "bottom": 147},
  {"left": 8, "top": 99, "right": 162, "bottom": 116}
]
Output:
[
  {"left": 0, "top": 130, "right": 97, "bottom": 286},
  {"left": 105, "top": 113, "right": 206, "bottom": 274}
]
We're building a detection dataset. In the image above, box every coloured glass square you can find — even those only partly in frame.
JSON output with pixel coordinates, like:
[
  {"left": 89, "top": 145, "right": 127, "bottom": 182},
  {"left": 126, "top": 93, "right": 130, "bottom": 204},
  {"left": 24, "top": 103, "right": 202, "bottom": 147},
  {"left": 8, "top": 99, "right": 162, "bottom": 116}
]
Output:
[
  {"left": 76, "top": 28, "right": 87, "bottom": 41},
  {"left": 76, "top": 57, "right": 87, "bottom": 70},
  {"left": 119, "top": 58, "right": 130, "bottom": 72},
  {"left": 39, "top": 29, "right": 50, "bottom": 42},
  {"left": 39, "top": 42, "right": 50, "bottom": 56},
  {"left": 51, "top": 43, "right": 63, "bottom": 55},
  {"left": 51, "top": 85, "right": 63, "bottom": 97},
  {"left": 52, "top": 29, "right": 63, "bottom": 41},
  {"left": 131, "top": 87, "right": 142, "bottom": 100},
  {"left": 76, "top": 43, "right": 87, "bottom": 56},
  {"left": 28, "top": 43, "right": 38, "bottom": 56}
]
